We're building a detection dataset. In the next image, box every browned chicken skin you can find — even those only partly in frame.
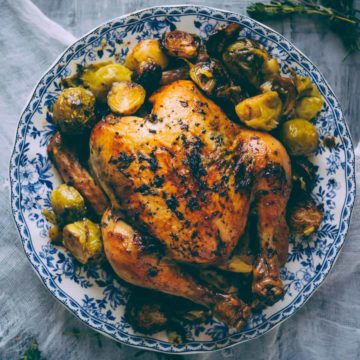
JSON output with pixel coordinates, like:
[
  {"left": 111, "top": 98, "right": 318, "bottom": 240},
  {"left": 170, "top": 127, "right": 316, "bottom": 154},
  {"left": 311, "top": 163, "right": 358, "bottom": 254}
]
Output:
[
  {"left": 102, "top": 208, "right": 251, "bottom": 328},
  {"left": 49, "top": 80, "right": 291, "bottom": 328},
  {"left": 89, "top": 80, "right": 291, "bottom": 306}
]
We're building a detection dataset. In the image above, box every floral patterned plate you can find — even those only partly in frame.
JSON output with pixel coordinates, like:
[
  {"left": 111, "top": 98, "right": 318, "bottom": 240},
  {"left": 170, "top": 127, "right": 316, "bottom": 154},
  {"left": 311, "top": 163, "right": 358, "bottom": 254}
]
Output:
[{"left": 10, "top": 5, "right": 355, "bottom": 354}]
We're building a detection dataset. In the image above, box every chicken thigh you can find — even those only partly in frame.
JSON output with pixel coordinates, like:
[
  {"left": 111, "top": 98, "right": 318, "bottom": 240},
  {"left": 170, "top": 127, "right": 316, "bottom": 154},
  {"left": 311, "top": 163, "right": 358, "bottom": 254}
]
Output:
[{"left": 89, "top": 80, "right": 291, "bottom": 310}]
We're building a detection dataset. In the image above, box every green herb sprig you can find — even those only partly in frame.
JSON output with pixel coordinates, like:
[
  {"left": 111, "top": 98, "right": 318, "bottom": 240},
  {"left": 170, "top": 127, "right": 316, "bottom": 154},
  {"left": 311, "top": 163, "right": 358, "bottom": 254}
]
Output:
[{"left": 247, "top": 0, "right": 360, "bottom": 54}]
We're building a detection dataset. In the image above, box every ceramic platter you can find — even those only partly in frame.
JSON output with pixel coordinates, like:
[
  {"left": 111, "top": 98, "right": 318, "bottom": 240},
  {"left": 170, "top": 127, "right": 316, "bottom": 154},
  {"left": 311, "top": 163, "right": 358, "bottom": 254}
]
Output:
[{"left": 10, "top": 5, "right": 355, "bottom": 354}]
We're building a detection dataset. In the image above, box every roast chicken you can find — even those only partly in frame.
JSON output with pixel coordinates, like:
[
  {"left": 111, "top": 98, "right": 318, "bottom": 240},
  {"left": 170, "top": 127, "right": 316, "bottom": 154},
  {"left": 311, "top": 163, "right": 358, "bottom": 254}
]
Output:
[{"left": 49, "top": 80, "right": 291, "bottom": 329}]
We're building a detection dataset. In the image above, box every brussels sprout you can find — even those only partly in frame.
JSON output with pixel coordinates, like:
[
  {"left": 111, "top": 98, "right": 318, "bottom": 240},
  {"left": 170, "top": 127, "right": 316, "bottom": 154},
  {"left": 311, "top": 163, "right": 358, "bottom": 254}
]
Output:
[
  {"left": 280, "top": 118, "right": 319, "bottom": 156},
  {"left": 261, "top": 76, "right": 297, "bottom": 116},
  {"left": 50, "top": 184, "right": 86, "bottom": 224},
  {"left": 206, "top": 23, "right": 242, "bottom": 58},
  {"left": 125, "top": 39, "right": 168, "bottom": 71},
  {"left": 296, "top": 76, "right": 313, "bottom": 97},
  {"left": 53, "top": 87, "right": 96, "bottom": 135},
  {"left": 107, "top": 81, "right": 146, "bottom": 115},
  {"left": 43, "top": 208, "right": 57, "bottom": 225},
  {"left": 160, "top": 66, "right": 190, "bottom": 85},
  {"left": 235, "top": 91, "right": 282, "bottom": 131},
  {"left": 167, "top": 327, "right": 186, "bottom": 344},
  {"left": 291, "top": 156, "right": 317, "bottom": 196},
  {"left": 125, "top": 290, "right": 169, "bottom": 334},
  {"left": 48, "top": 224, "right": 62, "bottom": 244},
  {"left": 62, "top": 61, "right": 112, "bottom": 88},
  {"left": 62, "top": 218, "right": 102, "bottom": 264},
  {"left": 161, "top": 30, "right": 200, "bottom": 59},
  {"left": 222, "top": 39, "right": 279, "bottom": 87},
  {"left": 291, "top": 73, "right": 324, "bottom": 120},
  {"left": 295, "top": 95, "right": 324, "bottom": 120},
  {"left": 81, "top": 63, "right": 132, "bottom": 102},
  {"left": 288, "top": 198, "right": 323, "bottom": 236},
  {"left": 189, "top": 59, "right": 230, "bottom": 97},
  {"left": 131, "top": 60, "right": 162, "bottom": 92}
]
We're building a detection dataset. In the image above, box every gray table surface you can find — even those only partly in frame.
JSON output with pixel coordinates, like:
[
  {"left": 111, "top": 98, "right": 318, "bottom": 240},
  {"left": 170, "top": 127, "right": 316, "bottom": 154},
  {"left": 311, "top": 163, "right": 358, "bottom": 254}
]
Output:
[{"left": 2, "top": 0, "right": 360, "bottom": 359}]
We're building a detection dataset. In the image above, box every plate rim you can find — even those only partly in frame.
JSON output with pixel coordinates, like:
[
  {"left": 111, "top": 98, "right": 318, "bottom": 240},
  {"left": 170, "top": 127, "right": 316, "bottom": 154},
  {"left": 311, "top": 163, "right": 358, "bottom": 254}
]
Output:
[{"left": 9, "top": 4, "right": 356, "bottom": 354}]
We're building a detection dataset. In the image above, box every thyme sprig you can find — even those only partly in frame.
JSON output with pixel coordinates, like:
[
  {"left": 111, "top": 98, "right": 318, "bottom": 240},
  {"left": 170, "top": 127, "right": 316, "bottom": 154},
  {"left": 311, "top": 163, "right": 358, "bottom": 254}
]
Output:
[{"left": 247, "top": 0, "right": 360, "bottom": 54}]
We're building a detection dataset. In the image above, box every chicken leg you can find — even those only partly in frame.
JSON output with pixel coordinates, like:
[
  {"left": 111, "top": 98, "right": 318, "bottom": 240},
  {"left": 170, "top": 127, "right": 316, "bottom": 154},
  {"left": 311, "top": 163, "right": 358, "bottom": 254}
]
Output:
[{"left": 102, "top": 209, "right": 251, "bottom": 329}]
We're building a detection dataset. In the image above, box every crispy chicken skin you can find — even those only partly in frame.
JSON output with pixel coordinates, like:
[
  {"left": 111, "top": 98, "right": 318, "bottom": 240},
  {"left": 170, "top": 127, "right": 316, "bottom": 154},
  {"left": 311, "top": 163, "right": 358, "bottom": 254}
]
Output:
[
  {"left": 90, "top": 80, "right": 291, "bottom": 303},
  {"left": 102, "top": 208, "right": 251, "bottom": 329}
]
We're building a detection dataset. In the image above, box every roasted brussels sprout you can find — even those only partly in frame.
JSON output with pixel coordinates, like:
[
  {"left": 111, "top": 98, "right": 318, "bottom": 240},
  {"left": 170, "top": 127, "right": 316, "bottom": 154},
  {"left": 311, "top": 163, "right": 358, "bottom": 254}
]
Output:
[
  {"left": 291, "top": 156, "right": 317, "bottom": 196},
  {"left": 223, "top": 39, "right": 280, "bottom": 88},
  {"left": 62, "top": 61, "right": 112, "bottom": 88},
  {"left": 81, "top": 63, "right": 132, "bottom": 102},
  {"left": 131, "top": 60, "right": 162, "bottom": 93},
  {"left": 294, "top": 75, "right": 313, "bottom": 97},
  {"left": 160, "top": 66, "right": 190, "bottom": 85},
  {"left": 261, "top": 76, "right": 297, "bottom": 116},
  {"left": 62, "top": 218, "right": 102, "bottom": 264},
  {"left": 107, "top": 81, "right": 146, "bottom": 115},
  {"left": 189, "top": 59, "right": 230, "bottom": 97},
  {"left": 161, "top": 30, "right": 200, "bottom": 59},
  {"left": 280, "top": 119, "right": 319, "bottom": 156},
  {"left": 206, "top": 23, "right": 242, "bottom": 58},
  {"left": 125, "top": 39, "right": 168, "bottom": 71},
  {"left": 235, "top": 91, "right": 282, "bottom": 130},
  {"left": 53, "top": 87, "right": 96, "bottom": 135},
  {"left": 128, "top": 302, "right": 168, "bottom": 334},
  {"left": 292, "top": 73, "right": 324, "bottom": 120},
  {"left": 48, "top": 224, "right": 62, "bottom": 244},
  {"left": 167, "top": 327, "right": 186, "bottom": 344},
  {"left": 288, "top": 198, "right": 323, "bottom": 236},
  {"left": 50, "top": 184, "right": 86, "bottom": 224},
  {"left": 295, "top": 94, "right": 324, "bottom": 120},
  {"left": 125, "top": 290, "right": 169, "bottom": 334}
]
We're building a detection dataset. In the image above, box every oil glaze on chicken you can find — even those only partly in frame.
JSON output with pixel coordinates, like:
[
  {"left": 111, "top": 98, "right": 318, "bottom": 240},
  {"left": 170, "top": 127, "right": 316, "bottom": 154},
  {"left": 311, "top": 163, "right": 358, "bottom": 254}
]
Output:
[{"left": 87, "top": 80, "right": 291, "bottom": 327}]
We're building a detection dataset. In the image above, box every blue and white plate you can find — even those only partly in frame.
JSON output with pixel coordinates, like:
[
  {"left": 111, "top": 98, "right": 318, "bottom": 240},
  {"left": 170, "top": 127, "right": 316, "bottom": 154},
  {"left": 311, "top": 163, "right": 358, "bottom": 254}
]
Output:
[{"left": 10, "top": 5, "right": 356, "bottom": 354}]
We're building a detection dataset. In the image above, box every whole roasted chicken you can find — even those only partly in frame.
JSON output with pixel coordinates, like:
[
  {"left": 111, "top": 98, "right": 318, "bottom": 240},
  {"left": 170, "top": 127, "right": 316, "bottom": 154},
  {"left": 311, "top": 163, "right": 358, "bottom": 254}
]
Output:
[
  {"left": 87, "top": 80, "right": 291, "bottom": 328},
  {"left": 46, "top": 28, "right": 324, "bottom": 331}
]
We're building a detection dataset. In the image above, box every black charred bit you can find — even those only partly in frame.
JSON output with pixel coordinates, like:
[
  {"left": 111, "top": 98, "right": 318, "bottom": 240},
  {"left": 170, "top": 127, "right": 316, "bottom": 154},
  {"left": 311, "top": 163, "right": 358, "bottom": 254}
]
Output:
[
  {"left": 109, "top": 152, "right": 135, "bottom": 170},
  {"left": 153, "top": 175, "right": 164, "bottom": 188},
  {"left": 187, "top": 197, "right": 200, "bottom": 211}
]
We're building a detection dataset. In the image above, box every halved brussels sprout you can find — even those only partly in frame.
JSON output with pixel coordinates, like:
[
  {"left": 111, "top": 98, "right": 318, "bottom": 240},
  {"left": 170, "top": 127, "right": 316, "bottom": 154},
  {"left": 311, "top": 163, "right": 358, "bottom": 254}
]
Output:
[
  {"left": 50, "top": 184, "right": 86, "bottom": 224},
  {"left": 48, "top": 224, "right": 62, "bottom": 244},
  {"left": 293, "top": 74, "right": 313, "bottom": 97},
  {"left": 280, "top": 118, "right": 319, "bottom": 156},
  {"left": 53, "top": 87, "right": 96, "bottom": 135},
  {"left": 131, "top": 60, "right": 162, "bottom": 93},
  {"left": 291, "top": 156, "right": 317, "bottom": 196},
  {"left": 125, "top": 39, "right": 168, "bottom": 71},
  {"left": 222, "top": 39, "right": 279, "bottom": 87},
  {"left": 107, "top": 81, "right": 146, "bottom": 115},
  {"left": 161, "top": 30, "right": 200, "bottom": 59},
  {"left": 295, "top": 91, "right": 324, "bottom": 120},
  {"left": 292, "top": 73, "right": 324, "bottom": 120},
  {"left": 206, "top": 23, "right": 242, "bottom": 58},
  {"left": 261, "top": 76, "right": 297, "bottom": 116},
  {"left": 235, "top": 91, "right": 282, "bottom": 130},
  {"left": 81, "top": 63, "right": 132, "bottom": 102},
  {"left": 189, "top": 59, "right": 229, "bottom": 97},
  {"left": 288, "top": 198, "right": 323, "bottom": 236},
  {"left": 62, "top": 218, "right": 102, "bottom": 264},
  {"left": 125, "top": 290, "right": 169, "bottom": 334}
]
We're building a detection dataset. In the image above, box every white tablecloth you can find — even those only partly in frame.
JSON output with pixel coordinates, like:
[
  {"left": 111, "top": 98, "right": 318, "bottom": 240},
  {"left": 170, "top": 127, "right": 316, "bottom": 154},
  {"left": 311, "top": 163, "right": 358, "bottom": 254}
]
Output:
[{"left": 1, "top": 1, "right": 359, "bottom": 359}]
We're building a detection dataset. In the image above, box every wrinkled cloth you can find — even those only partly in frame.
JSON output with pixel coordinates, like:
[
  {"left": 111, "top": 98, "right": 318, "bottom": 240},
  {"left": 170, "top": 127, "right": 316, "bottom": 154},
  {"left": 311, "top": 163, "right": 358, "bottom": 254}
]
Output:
[{"left": 0, "top": 0, "right": 359, "bottom": 359}]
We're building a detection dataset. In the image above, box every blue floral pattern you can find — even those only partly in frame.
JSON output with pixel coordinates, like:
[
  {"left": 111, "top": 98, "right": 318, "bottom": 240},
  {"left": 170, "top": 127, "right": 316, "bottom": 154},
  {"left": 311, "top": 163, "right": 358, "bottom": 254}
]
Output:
[{"left": 9, "top": 6, "right": 355, "bottom": 354}]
